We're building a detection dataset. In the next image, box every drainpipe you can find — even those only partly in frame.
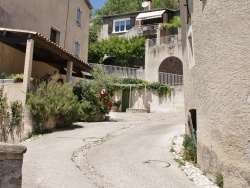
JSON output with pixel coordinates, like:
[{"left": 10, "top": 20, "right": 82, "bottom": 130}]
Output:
[
  {"left": 64, "top": 0, "right": 71, "bottom": 48},
  {"left": 129, "top": 85, "right": 132, "bottom": 109}
]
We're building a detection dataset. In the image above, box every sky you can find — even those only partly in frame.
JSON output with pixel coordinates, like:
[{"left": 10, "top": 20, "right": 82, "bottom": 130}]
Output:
[{"left": 90, "top": 0, "right": 108, "bottom": 10}]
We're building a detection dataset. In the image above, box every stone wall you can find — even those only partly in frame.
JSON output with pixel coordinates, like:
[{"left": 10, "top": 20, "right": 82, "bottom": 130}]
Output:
[
  {"left": 1, "top": 83, "right": 33, "bottom": 143},
  {"left": 180, "top": 0, "right": 250, "bottom": 187},
  {"left": 0, "top": 143, "right": 27, "bottom": 188},
  {"left": 112, "top": 86, "right": 184, "bottom": 113}
]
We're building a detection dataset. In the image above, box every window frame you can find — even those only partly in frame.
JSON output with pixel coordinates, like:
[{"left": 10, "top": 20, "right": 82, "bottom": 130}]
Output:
[
  {"left": 74, "top": 41, "right": 80, "bottom": 57},
  {"left": 113, "top": 18, "right": 131, "bottom": 33},
  {"left": 50, "top": 27, "right": 60, "bottom": 45},
  {"left": 76, "top": 7, "right": 82, "bottom": 27}
]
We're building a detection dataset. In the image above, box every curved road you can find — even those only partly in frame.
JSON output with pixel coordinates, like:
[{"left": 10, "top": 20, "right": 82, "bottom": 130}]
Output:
[{"left": 22, "top": 112, "right": 196, "bottom": 188}]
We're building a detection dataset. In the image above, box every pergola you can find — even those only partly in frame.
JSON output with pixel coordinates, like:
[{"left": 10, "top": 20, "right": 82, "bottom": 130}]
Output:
[{"left": 0, "top": 28, "right": 92, "bottom": 102}]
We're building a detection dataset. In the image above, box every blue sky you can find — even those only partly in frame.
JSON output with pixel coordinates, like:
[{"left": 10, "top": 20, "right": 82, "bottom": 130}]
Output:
[{"left": 90, "top": 0, "right": 107, "bottom": 10}]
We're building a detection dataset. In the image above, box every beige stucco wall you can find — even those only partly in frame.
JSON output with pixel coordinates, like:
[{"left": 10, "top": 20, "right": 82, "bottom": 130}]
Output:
[
  {"left": 180, "top": 0, "right": 250, "bottom": 187},
  {"left": 0, "top": 0, "right": 90, "bottom": 61},
  {"left": 0, "top": 0, "right": 91, "bottom": 81},
  {"left": 112, "top": 87, "right": 184, "bottom": 113},
  {"left": 144, "top": 37, "right": 183, "bottom": 83}
]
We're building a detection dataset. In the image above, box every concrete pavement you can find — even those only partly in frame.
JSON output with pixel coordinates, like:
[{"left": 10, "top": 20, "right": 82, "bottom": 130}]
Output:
[{"left": 22, "top": 112, "right": 196, "bottom": 188}]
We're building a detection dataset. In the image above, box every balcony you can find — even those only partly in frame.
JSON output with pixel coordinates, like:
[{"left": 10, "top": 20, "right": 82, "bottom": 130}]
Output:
[{"left": 137, "top": 24, "right": 159, "bottom": 36}]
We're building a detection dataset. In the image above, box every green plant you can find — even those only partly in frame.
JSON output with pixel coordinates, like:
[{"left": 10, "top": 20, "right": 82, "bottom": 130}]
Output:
[
  {"left": 170, "top": 147, "right": 175, "bottom": 153},
  {"left": 0, "top": 86, "right": 9, "bottom": 142},
  {"left": 10, "top": 101, "right": 22, "bottom": 130},
  {"left": 215, "top": 173, "right": 224, "bottom": 187},
  {"left": 0, "top": 72, "right": 12, "bottom": 79},
  {"left": 113, "top": 100, "right": 121, "bottom": 108},
  {"left": 182, "top": 134, "right": 197, "bottom": 163},
  {"left": 27, "top": 75, "right": 80, "bottom": 129},
  {"left": 162, "top": 16, "right": 181, "bottom": 29},
  {"left": 148, "top": 82, "right": 172, "bottom": 97},
  {"left": 12, "top": 73, "right": 24, "bottom": 82},
  {"left": 174, "top": 158, "right": 185, "bottom": 167}
]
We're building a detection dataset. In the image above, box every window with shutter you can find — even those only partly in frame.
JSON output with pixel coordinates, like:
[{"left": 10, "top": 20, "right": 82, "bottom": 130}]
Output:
[{"left": 76, "top": 8, "right": 82, "bottom": 27}]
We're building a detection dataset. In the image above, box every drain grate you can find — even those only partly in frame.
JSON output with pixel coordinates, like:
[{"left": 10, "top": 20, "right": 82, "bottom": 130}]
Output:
[{"left": 143, "top": 160, "right": 171, "bottom": 168}]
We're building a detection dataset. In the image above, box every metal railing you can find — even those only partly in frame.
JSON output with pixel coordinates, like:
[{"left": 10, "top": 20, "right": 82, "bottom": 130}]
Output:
[
  {"left": 89, "top": 64, "right": 183, "bottom": 86},
  {"left": 138, "top": 24, "right": 159, "bottom": 35},
  {"left": 158, "top": 72, "right": 183, "bottom": 86},
  {"left": 159, "top": 35, "right": 176, "bottom": 45},
  {"left": 89, "top": 63, "right": 145, "bottom": 80}
]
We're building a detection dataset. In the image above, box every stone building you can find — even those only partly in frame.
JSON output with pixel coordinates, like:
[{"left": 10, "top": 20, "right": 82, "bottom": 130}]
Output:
[
  {"left": 179, "top": 0, "right": 250, "bottom": 187},
  {"left": 0, "top": 0, "right": 92, "bottom": 79},
  {"left": 0, "top": 0, "right": 93, "bottom": 142}
]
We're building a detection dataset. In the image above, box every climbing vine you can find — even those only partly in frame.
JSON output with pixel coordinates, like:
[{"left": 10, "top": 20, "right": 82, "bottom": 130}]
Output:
[
  {"left": 0, "top": 86, "right": 9, "bottom": 142},
  {"left": 10, "top": 101, "right": 23, "bottom": 130}
]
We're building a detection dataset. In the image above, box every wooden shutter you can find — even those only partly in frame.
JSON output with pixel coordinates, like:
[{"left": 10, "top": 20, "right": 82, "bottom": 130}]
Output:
[
  {"left": 130, "top": 17, "right": 135, "bottom": 28},
  {"left": 108, "top": 20, "right": 113, "bottom": 34}
]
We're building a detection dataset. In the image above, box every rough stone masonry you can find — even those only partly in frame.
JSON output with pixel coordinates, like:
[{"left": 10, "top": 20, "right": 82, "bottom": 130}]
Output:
[{"left": 0, "top": 143, "right": 27, "bottom": 188}]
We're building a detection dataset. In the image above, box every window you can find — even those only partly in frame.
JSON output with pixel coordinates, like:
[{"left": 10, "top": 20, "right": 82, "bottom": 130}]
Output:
[
  {"left": 76, "top": 8, "right": 82, "bottom": 27},
  {"left": 50, "top": 28, "right": 60, "bottom": 45},
  {"left": 74, "top": 41, "right": 80, "bottom": 57},
  {"left": 113, "top": 19, "right": 130, "bottom": 33}
]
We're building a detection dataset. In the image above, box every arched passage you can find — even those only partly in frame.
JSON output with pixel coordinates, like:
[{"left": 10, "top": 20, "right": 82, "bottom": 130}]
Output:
[
  {"left": 158, "top": 56, "right": 183, "bottom": 86},
  {"left": 158, "top": 56, "right": 183, "bottom": 75}
]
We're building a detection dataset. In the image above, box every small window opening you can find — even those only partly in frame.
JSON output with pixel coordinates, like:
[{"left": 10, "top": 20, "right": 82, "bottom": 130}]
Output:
[
  {"left": 50, "top": 28, "right": 60, "bottom": 45},
  {"left": 74, "top": 41, "right": 80, "bottom": 57}
]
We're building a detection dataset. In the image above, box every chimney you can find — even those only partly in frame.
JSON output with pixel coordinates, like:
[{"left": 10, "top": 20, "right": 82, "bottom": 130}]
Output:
[{"left": 148, "top": 0, "right": 152, "bottom": 10}]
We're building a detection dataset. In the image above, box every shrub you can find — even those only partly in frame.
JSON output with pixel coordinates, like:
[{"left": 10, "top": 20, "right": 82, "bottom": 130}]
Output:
[
  {"left": 148, "top": 82, "right": 172, "bottom": 97},
  {"left": 27, "top": 75, "right": 80, "bottom": 129},
  {"left": 215, "top": 173, "right": 224, "bottom": 187},
  {"left": 182, "top": 134, "right": 197, "bottom": 163}
]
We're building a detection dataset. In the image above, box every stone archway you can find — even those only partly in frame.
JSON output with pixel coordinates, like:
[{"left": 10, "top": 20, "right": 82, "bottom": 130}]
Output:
[
  {"left": 158, "top": 56, "right": 183, "bottom": 75},
  {"left": 158, "top": 56, "right": 183, "bottom": 86}
]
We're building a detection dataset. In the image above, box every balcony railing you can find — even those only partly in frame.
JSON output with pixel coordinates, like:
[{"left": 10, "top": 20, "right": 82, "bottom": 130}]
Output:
[
  {"left": 159, "top": 72, "right": 183, "bottom": 86},
  {"left": 137, "top": 24, "right": 159, "bottom": 36}
]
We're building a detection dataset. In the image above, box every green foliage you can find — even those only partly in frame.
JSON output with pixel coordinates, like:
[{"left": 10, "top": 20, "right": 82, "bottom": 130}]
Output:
[
  {"left": 0, "top": 72, "right": 12, "bottom": 79},
  {"left": 215, "top": 173, "right": 224, "bottom": 187},
  {"left": 152, "top": 0, "right": 179, "bottom": 9},
  {"left": 95, "top": 0, "right": 144, "bottom": 16},
  {"left": 89, "top": 16, "right": 102, "bottom": 43},
  {"left": 10, "top": 101, "right": 22, "bottom": 128},
  {"left": 27, "top": 75, "right": 80, "bottom": 129},
  {"left": 174, "top": 158, "right": 185, "bottom": 167},
  {"left": 0, "top": 86, "right": 9, "bottom": 142},
  {"left": 12, "top": 73, "right": 24, "bottom": 82},
  {"left": 73, "top": 66, "right": 115, "bottom": 121},
  {"left": 113, "top": 100, "right": 121, "bottom": 108},
  {"left": 148, "top": 82, "right": 172, "bottom": 97},
  {"left": 162, "top": 16, "right": 181, "bottom": 29},
  {"left": 88, "top": 36, "right": 146, "bottom": 66},
  {"left": 182, "top": 135, "right": 197, "bottom": 163}
]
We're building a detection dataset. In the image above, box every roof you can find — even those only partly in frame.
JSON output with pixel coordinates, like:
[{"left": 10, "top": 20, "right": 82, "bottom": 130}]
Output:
[
  {"left": 0, "top": 28, "right": 92, "bottom": 76},
  {"left": 102, "top": 8, "right": 178, "bottom": 19},
  {"left": 136, "top": 10, "right": 166, "bottom": 20},
  {"left": 85, "top": 0, "right": 93, "bottom": 9}
]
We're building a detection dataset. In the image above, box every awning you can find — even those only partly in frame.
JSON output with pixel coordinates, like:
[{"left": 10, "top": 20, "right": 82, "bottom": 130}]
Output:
[{"left": 136, "top": 10, "right": 165, "bottom": 20}]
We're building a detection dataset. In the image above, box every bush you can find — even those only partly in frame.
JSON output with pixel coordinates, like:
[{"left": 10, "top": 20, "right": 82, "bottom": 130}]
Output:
[
  {"left": 215, "top": 173, "right": 224, "bottom": 187},
  {"left": 27, "top": 75, "right": 80, "bottom": 129},
  {"left": 182, "top": 134, "right": 197, "bottom": 163}
]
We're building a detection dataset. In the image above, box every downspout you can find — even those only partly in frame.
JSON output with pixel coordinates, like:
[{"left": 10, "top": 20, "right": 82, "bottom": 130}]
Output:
[{"left": 64, "top": 0, "right": 71, "bottom": 48}]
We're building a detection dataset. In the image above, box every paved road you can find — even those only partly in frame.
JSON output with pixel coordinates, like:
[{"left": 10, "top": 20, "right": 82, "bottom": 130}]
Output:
[{"left": 22, "top": 112, "right": 196, "bottom": 188}]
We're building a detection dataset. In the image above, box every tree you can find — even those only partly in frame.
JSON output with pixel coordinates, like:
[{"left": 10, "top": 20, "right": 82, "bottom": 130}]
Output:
[
  {"left": 95, "top": 0, "right": 144, "bottom": 16},
  {"left": 152, "top": 0, "right": 179, "bottom": 9},
  {"left": 88, "top": 35, "right": 146, "bottom": 66}
]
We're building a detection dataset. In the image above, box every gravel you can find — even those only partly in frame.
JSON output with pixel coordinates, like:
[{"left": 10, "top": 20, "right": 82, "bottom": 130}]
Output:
[{"left": 171, "top": 135, "right": 220, "bottom": 188}]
